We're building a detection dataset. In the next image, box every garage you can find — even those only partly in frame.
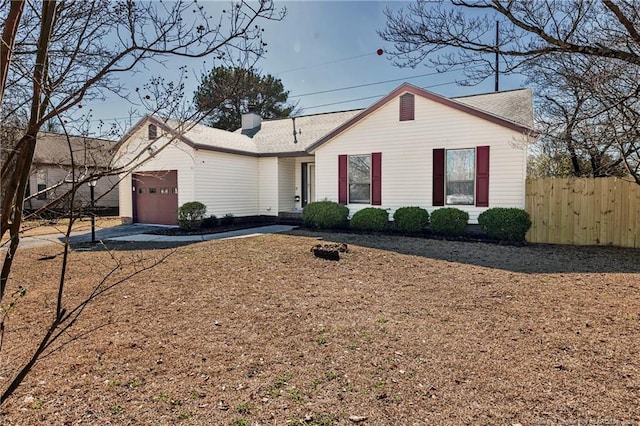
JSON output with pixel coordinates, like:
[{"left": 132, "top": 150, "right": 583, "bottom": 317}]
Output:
[{"left": 132, "top": 171, "right": 178, "bottom": 225}]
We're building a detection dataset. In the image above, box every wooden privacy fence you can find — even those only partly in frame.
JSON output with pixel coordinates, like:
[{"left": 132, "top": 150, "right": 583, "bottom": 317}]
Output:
[{"left": 525, "top": 177, "right": 640, "bottom": 248}]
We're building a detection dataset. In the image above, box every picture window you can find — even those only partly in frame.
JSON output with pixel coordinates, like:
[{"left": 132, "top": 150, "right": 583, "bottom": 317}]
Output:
[
  {"left": 348, "top": 154, "right": 371, "bottom": 204},
  {"left": 446, "top": 148, "right": 475, "bottom": 205}
]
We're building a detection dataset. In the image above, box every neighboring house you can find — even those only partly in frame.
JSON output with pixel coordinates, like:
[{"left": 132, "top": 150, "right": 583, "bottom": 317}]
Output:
[
  {"left": 26, "top": 132, "right": 119, "bottom": 214},
  {"left": 116, "top": 83, "right": 536, "bottom": 226}
]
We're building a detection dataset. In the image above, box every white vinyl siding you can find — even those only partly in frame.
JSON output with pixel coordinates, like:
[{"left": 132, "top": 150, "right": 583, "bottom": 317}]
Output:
[
  {"left": 278, "top": 158, "right": 296, "bottom": 212},
  {"left": 314, "top": 93, "right": 531, "bottom": 223},
  {"left": 258, "top": 157, "right": 278, "bottom": 216},
  {"left": 194, "top": 150, "right": 258, "bottom": 218}
]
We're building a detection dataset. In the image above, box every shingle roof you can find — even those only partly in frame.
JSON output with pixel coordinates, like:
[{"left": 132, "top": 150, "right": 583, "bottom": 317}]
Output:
[
  {"left": 146, "top": 84, "right": 534, "bottom": 157},
  {"left": 34, "top": 132, "right": 115, "bottom": 168},
  {"left": 165, "top": 118, "right": 259, "bottom": 154},
  {"left": 243, "top": 109, "right": 362, "bottom": 154},
  {"left": 454, "top": 88, "right": 534, "bottom": 128}
]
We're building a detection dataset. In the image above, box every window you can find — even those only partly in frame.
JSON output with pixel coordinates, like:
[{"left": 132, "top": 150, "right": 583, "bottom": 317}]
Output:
[
  {"left": 148, "top": 124, "right": 157, "bottom": 140},
  {"left": 433, "top": 146, "right": 489, "bottom": 207},
  {"left": 339, "top": 153, "right": 381, "bottom": 205},
  {"left": 160, "top": 188, "right": 168, "bottom": 194},
  {"left": 149, "top": 188, "right": 157, "bottom": 194},
  {"left": 36, "top": 170, "right": 47, "bottom": 200},
  {"left": 399, "top": 93, "right": 415, "bottom": 121},
  {"left": 446, "top": 149, "right": 475, "bottom": 205},
  {"left": 348, "top": 154, "right": 371, "bottom": 203}
]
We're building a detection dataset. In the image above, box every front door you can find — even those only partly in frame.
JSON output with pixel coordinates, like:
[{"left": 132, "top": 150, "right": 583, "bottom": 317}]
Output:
[
  {"left": 301, "top": 163, "right": 316, "bottom": 207},
  {"left": 132, "top": 171, "right": 178, "bottom": 225},
  {"left": 308, "top": 164, "right": 316, "bottom": 204}
]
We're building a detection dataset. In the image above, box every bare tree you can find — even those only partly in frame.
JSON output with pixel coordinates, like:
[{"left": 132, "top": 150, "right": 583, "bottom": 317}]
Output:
[
  {"left": 0, "top": 0, "right": 283, "bottom": 405},
  {"left": 526, "top": 54, "right": 639, "bottom": 179},
  {"left": 380, "top": 1, "right": 640, "bottom": 78},
  {"left": 379, "top": 0, "right": 640, "bottom": 183}
]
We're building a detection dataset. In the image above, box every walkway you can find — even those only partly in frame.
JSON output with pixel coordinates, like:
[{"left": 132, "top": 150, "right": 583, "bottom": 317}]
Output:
[
  {"left": 12, "top": 224, "right": 296, "bottom": 249},
  {"left": 107, "top": 225, "right": 296, "bottom": 243}
]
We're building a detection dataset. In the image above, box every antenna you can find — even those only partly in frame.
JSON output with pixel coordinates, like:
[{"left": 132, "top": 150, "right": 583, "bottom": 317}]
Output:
[{"left": 494, "top": 21, "right": 500, "bottom": 92}]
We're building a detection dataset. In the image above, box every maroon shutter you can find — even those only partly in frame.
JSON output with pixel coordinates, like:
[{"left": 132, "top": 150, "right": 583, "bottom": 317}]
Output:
[
  {"left": 371, "top": 152, "right": 382, "bottom": 205},
  {"left": 476, "top": 146, "right": 490, "bottom": 207},
  {"left": 432, "top": 148, "right": 445, "bottom": 206},
  {"left": 399, "top": 93, "right": 415, "bottom": 121},
  {"left": 338, "top": 155, "right": 348, "bottom": 204}
]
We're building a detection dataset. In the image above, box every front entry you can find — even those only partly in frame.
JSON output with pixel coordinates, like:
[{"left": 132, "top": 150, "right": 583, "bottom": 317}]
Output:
[
  {"left": 132, "top": 171, "right": 178, "bottom": 225},
  {"left": 301, "top": 163, "right": 316, "bottom": 207}
]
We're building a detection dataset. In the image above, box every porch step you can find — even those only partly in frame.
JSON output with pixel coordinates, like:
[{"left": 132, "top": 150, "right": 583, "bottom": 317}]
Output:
[{"left": 278, "top": 211, "right": 304, "bottom": 225}]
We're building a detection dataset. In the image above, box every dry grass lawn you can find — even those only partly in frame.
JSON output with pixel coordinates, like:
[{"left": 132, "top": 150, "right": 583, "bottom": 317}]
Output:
[
  {"left": 2, "top": 217, "right": 122, "bottom": 241},
  {"left": 1, "top": 230, "right": 639, "bottom": 425}
]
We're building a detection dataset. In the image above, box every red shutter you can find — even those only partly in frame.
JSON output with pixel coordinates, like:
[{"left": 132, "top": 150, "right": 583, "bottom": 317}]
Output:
[
  {"left": 399, "top": 93, "right": 415, "bottom": 121},
  {"left": 476, "top": 146, "right": 490, "bottom": 207},
  {"left": 433, "top": 148, "right": 445, "bottom": 206},
  {"left": 338, "top": 154, "right": 348, "bottom": 204},
  {"left": 371, "top": 152, "right": 382, "bottom": 205}
]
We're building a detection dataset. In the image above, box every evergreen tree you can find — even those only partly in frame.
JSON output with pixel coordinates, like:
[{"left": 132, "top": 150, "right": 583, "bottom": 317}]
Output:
[{"left": 194, "top": 66, "right": 296, "bottom": 131}]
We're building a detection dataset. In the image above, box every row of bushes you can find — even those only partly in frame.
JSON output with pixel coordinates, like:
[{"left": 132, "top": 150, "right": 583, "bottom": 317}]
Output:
[
  {"left": 177, "top": 201, "right": 235, "bottom": 229},
  {"left": 302, "top": 201, "right": 531, "bottom": 242}
]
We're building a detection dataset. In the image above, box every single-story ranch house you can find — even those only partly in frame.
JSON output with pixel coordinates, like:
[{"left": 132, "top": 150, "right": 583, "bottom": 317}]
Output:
[
  {"left": 116, "top": 83, "right": 536, "bottom": 226},
  {"left": 27, "top": 132, "right": 119, "bottom": 214}
]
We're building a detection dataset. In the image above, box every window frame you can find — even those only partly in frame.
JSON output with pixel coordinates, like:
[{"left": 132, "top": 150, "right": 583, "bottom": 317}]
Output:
[
  {"left": 445, "top": 148, "right": 475, "bottom": 206},
  {"left": 36, "top": 169, "right": 48, "bottom": 200},
  {"left": 348, "top": 154, "right": 372, "bottom": 204}
]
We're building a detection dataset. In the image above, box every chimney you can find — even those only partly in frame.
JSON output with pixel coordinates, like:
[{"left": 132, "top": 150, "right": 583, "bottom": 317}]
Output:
[{"left": 241, "top": 104, "right": 261, "bottom": 137}]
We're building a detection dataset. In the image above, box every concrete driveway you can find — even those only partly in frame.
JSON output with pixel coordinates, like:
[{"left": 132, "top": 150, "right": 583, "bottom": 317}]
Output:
[{"left": 10, "top": 224, "right": 171, "bottom": 250}]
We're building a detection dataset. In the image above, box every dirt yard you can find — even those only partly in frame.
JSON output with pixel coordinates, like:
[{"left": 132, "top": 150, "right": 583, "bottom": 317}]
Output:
[
  {"left": 1, "top": 230, "right": 639, "bottom": 425},
  {"left": 2, "top": 217, "right": 123, "bottom": 241}
]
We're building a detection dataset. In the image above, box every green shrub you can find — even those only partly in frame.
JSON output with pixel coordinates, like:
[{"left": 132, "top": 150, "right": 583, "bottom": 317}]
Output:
[
  {"left": 478, "top": 208, "right": 532, "bottom": 242},
  {"left": 393, "top": 206, "right": 429, "bottom": 233},
  {"left": 177, "top": 201, "right": 206, "bottom": 230},
  {"left": 350, "top": 208, "right": 389, "bottom": 232},
  {"left": 429, "top": 207, "right": 469, "bottom": 236},
  {"left": 200, "top": 215, "right": 218, "bottom": 229},
  {"left": 220, "top": 213, "right": 235, "bottom": 226},
  {"left": 302, "top": 201, "right": 349, "bottom": 230}
]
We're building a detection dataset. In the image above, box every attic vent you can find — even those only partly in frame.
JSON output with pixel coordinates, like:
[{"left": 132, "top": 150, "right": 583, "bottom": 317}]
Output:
[
  {"left": 148, "top": 124, "right": 158, "bottom": 140},
  {"left": 399, "top": 93, "right": 415, "bottom": 121}
]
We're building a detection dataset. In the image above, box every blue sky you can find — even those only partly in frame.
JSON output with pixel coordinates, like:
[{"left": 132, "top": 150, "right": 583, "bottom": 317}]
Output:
[{"left": 82, "top": 1, "right": 525, "bottom": 134}]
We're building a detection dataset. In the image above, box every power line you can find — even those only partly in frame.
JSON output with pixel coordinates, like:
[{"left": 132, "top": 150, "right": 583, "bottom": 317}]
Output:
[
  {"left": 275, "top": 52, "right": 376, "bottom": 75},
  {"left": 302, "top": 80, "right": 459, "bottom": 111},
  {"left": 85, "top": 63, "right": 479, "bottom": 122},
  {"left": 290, "top": 66, "right": 469, "bottom": 98}
]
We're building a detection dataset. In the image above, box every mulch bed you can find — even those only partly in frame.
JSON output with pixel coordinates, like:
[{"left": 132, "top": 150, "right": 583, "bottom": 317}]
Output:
[{"left": 1, "top": 231, "right": 639, "bottom": 425}]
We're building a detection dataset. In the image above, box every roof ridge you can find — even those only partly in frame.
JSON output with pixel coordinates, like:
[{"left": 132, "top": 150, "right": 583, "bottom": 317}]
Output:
[
  {"left": 261, "top": 108, "right": 365, "bottom": 123},
  {"left": 453, "top": 87, "right": 530, "bottom": 99},
  {"left": 37, "top": 130, "right": 115, "bottom": 143}
]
